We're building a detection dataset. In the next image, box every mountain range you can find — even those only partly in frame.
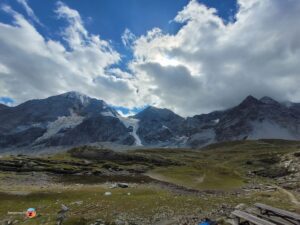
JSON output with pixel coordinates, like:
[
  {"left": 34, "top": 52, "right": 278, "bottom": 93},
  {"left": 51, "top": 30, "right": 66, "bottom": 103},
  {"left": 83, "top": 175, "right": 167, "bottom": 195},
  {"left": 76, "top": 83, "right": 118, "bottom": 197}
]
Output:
[{"left": 1, "top": 91, "right": 300, "bottom": 152}]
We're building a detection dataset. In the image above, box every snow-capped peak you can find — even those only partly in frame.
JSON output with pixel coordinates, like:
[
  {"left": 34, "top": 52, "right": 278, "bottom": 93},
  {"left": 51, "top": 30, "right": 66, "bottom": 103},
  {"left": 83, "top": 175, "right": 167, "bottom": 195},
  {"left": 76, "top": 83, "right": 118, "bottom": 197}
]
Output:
[{"left": 61, "top": 91, "right": 90, "bottom": 105}]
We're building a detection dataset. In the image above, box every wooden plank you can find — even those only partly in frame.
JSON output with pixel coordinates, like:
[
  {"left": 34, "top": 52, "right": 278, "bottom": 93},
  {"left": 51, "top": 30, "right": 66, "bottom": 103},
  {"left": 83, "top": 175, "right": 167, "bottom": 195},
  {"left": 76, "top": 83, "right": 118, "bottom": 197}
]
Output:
[
  {"left": 255, "top": 203, "right": 300, "bottom": 222},
  {"left": 252, "top": 211, "right": 292, "bottom": 225},
  {"left": 232, "top": 210, "right": 276, "bottom": 225}
]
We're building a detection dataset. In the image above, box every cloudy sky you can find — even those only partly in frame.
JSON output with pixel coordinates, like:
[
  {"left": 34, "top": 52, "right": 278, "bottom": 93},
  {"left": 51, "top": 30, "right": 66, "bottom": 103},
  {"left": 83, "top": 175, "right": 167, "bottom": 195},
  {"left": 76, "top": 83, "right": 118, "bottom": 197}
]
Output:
[{"left": 0, "top": 0, "right": 300, "bottom": 116}]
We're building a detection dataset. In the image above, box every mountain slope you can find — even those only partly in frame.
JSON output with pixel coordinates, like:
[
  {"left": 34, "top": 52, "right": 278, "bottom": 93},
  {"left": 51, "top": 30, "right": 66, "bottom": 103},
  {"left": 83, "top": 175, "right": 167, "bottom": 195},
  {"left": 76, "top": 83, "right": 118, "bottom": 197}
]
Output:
[
  {"left": 0, "top": 92, "right": 133, "bottom": 149},
  {"left": 214, "top": 96, "right": 300, "bottom": 142},
  {"left": 1, "top": 93, "right": 300, "bottom": 150},
  {"left": 133, "top": 106, "right": 185, "bottom": 146}
]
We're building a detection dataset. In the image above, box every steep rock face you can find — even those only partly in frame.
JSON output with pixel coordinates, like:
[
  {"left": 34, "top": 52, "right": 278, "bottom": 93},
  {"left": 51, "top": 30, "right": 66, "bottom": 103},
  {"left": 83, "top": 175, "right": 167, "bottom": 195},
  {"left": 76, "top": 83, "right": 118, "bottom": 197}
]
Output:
[
  {"left": 173, "top": 95, "right": 300, "bottom": 147},
  {"left": 36, "top": 116, "right": 135, "bottom": 147},
  {"left": 0, "top": 127, "right": 46, "bottom": 148},
  {"left": 183, "top": 111, "right": 224, "bottom": 147},
  {"left": 184, "top": 111, "right": 223, "bottom": 135},
  {"left": 133, "top": 106, "right": 185, "bottom": 145},
  {"left": 0, "top": 92, "right": 132, "bottom": 149},
  {"left": 0, "top": 92, "right": 117, "bottom": 133},
  {"left": 0, "top": 103, "right": 9, "bottom": 111},
  {"left": 288, "top": 102, "right": 300, "bottom": 115},
  {"left": 1, "top": 92, "right": 300, "bottom": 150},
  {"left": 214, "top": 95, "right": 262, "bottom": 141},
  {"left": 214, "top": 96, "right": 300, "bottom": 142}
]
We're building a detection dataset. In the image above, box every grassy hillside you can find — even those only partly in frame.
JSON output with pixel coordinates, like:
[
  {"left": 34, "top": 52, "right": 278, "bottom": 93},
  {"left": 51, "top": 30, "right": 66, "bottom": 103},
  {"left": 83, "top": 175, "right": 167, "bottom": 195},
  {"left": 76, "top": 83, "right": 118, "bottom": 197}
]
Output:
[{"left": 145, "top": 140, "right": 300, "bottom": 190}]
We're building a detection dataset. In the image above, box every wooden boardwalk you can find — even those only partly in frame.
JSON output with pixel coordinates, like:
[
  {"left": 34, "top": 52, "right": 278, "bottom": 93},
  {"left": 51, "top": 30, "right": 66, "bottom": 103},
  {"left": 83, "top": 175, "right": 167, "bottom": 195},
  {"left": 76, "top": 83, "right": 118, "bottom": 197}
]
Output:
[{"left": 230, "top": 203, "right": 300, "bottom": 225}]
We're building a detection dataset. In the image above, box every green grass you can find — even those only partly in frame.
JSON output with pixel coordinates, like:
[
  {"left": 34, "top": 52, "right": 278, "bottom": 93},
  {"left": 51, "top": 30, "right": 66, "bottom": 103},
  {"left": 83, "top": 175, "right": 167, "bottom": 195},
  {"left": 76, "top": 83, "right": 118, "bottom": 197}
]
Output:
[
  {"left": 144, "top": 140, "right": 300, "bottom": 190},
  {"left": 0, "top": 185, "right": 298, "bottom": 225},
  {"left": 1, "top": 140, "right": 300, "bottom": 224},
  {"left": 149, "top": 165, "right": 245, "bottom": 190}
]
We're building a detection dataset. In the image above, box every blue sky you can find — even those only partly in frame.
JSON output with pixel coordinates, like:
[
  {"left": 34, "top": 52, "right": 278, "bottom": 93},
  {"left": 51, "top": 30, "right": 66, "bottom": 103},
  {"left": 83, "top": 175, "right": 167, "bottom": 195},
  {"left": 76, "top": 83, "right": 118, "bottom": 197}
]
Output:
[
  {"left": 1, "top": 0, "right": 299, "bottom": 116},
  {"left": 0, "top": 0, "right": 238, "bottom": 37},
  {"left": 0, "top": 0, "right": 237, "bottom": 69},
  {"left": 0, "top": 97, "right": 14, "bottom": 105}
]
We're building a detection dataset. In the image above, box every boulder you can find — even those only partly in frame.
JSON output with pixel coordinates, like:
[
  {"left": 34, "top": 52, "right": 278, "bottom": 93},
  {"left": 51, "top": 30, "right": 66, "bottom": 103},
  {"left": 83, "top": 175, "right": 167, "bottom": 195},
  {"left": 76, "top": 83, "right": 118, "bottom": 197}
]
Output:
[
  {"left": 117, "top": 183, "right": 129, "bottom": 188},
  {"left": 104, "top": 192, "right": 112, "bottom": 196},
  {"left": 235, "top": 203, "right": 247, "bottom": 210}
]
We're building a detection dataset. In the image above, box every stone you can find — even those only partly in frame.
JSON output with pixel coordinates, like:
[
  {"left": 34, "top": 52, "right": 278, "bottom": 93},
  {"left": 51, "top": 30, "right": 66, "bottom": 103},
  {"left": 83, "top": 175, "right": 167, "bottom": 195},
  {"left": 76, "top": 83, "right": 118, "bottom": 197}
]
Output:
[
  {"left": 117, "top": 183, "right": 129, "bottom": 188},
  {"left": 235, "top": 203, "right": 247, "bottom": 210},
  {"left": 104, "top": 192, "right": 112, "bottom": 196},
  {"left": 110, "top": 183, "right": 118, "bottom": 189},
  {"left": 61, "top": 204, "right": 69, "bottom": 212},
  {"left": 89, "top": 219, "right": 105, "bottom": 225},
  {"left": 114, "top": 219, "right": 128, "bottom": 225},
  {"left": 71, "top": 201, "right": 83, "bottom": 205}
]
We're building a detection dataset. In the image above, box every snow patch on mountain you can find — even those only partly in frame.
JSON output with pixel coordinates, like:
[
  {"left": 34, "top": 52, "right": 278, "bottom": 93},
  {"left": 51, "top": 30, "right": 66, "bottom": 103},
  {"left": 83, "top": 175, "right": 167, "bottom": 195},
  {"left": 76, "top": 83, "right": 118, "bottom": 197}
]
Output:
[
  {"left": 249, "top": 120, "right": 297, "bottom": 140},
  {"left": 162, "top": 125, "right": 171, "bottom": 131},
  {"left": 118, "top": 117, "right": 142, "bottom": 146},
  {"left": 188, "top": 129, "right": 216, "bottom": 146},
  {"left": 35, "top": 110, "right": 84, "bottom": 142},
  {"left": 175, "top": 135, "right": 189, "bottom": 145},
  {"left": 213, "top": 118, "right": 220, "bottom": 124}
]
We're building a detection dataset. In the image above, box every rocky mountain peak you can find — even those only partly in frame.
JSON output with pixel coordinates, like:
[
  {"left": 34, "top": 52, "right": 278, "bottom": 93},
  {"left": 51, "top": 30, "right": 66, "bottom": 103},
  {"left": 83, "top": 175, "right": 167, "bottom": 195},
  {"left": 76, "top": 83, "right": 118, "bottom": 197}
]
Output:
[
  {"left": 134, "top": 106, "right": 183, "bottom": 120},
  {"left": 238, "top": 95, "right": 260, "bottom": 108},
  {"left": 58, "top": 91, "right": 91, "bottom": 105},
  {"left": 0, "top": 103, "right": 9, "bottom": 109},
  {"left": 1, "top": 92, "right": 300, "bottom": 151}
]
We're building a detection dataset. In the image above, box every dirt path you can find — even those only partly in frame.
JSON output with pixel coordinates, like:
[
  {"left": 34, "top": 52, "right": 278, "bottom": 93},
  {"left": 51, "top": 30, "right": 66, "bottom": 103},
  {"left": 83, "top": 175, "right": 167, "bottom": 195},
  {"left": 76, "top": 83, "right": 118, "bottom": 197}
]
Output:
[
  {"left": 146, "top": 172, "right": 169, "bottom": 183},
  {"left": 276, "top": 185, "right": 300, "bottom": 207},
  {"left": 146, "top": 172, "right": 227, "bottom": 196}
]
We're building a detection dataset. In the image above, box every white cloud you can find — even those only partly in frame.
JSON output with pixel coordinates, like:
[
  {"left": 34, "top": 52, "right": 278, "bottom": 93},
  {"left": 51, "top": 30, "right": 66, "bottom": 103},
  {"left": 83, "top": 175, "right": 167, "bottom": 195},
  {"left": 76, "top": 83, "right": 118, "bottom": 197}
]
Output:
[
  {"left": 55, "top": 1, "right": 88, "bottom": 49},
  {"left": 121, "top": 28, "right": 136, "bottom": 48},
  {"left": 0, "top": 63, "right": 10, "bottom": 74},
  {"left": 0, "top": 1, "right": 138, "bottom": 108},
  {"left": 128, "top": 0, "right": 300, "bottom": 116},
  {"left": 1, "top": 0, "right": 300, "bottom": 116},
  {"left": 16, "top": 0, "right": 42, "bottom": 25}
]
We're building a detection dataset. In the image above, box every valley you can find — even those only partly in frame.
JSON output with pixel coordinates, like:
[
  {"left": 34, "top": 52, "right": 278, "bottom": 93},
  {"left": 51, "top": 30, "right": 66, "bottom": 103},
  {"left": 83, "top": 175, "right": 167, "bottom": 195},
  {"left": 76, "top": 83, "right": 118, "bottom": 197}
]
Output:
[
  {"left": 0, "top": 140, "right": 299, "bottom": 225},
  {"left": 1, "top": 0, "right": 300, "bottom": 224}
]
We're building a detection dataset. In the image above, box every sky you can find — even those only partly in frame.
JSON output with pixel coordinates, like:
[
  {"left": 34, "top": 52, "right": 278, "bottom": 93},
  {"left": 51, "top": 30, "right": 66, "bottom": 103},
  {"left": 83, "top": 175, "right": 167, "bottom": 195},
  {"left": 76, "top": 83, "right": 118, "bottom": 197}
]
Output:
[{"left": 0, "top": 0, "right": 300, "bottom": 116}]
